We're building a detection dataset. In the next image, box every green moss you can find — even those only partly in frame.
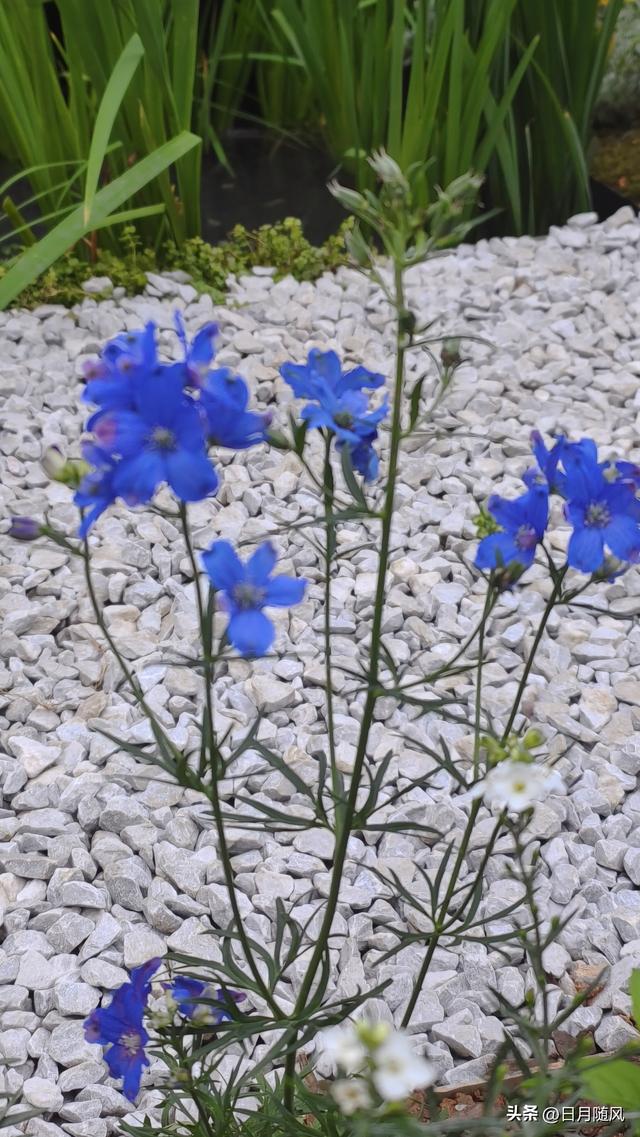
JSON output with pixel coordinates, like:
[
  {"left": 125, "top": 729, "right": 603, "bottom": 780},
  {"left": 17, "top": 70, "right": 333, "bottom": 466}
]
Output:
[{"left": 0, "top": 217, "right": 353, "bottom": 310}]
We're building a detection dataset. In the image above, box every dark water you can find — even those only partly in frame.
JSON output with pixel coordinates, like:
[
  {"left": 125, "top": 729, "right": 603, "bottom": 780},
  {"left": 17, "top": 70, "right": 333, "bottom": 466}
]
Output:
[{"left": 200, "top": 132, "right": 349, "bottom": 246}]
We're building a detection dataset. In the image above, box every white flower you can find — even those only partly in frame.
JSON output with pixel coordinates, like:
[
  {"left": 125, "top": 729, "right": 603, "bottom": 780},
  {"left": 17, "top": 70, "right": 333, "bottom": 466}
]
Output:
[
  {"left": 472, "top": 758, "right": 565, "bottom": 813},
  {"left": 330, "top": 1078, "right": 372, "bottom": 1115},
  {"left": 371, "top": 1032, "right": 435, "bottom": 1102},
  {"left": 319, "top": 1024, "right": 367, "bottom": 1074}
]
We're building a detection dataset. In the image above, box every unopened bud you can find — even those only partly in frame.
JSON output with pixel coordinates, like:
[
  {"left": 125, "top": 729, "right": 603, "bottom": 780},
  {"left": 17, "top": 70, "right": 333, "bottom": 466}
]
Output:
[
  {"left": 8, "top": 516, "right": 41, "bottom": 541},
  {"left": 522, "top": 728, "right": 544, "bottom": 750},
  {"left": 42, "top": 445, "right": 66, "bottom": 479},
  {"left": 368, "top": 149, "right": 408, "bottom": 192},
  {"left": 356, "top": 1020, "right": 391, "bottom": 1049}
]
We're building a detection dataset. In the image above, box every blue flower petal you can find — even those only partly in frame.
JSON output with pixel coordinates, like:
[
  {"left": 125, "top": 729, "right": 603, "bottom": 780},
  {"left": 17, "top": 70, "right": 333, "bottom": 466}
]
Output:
[
  {"left": 604, "top": 514, "right": 640, "bottom": 562},
  {"left": 567, "top": 526, "right": 604, "bottom": 572},
  {"left": 486, "top": 495, "right": 526, "bottom": 531},
  {"left": 475, "top": 533, "right": 521, "bottom": 570},
  {"left": 263, "top": 576, "right": 307, "bottom": 607},
  {"left": 165, "top": 449, "right": 218, "bottom": 502},
  {"left": 246, "top": 541, "right": 278, "bottom": 586},
  {"left": 227, "top": 609, "right": 274, "bottom": 656},
  {"left": 201, "top": 541, "right": 244, "bottom": 592},
  {"left": 106, "top": 1042, "right": 149, "bottom": 1102},
  {"left": 189, "top": 323, "right": 218, "bottom": 370},
  {"left": 112, "top": 451, "right": 164, "bottom": 504}
]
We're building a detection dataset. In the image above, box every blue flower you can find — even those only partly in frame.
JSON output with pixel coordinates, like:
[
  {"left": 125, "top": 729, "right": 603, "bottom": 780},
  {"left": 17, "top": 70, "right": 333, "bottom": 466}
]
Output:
[
  {"left": 280, "top": 348, "right": 384, "bottom": 400},
  {"left": 82, "top": 323, "right": 159, "bottom": 429},
  {"left": 563, "top": 450, "right": 640, "bottom": 572},
  {"left": 84, "top": 959, "right": 160, "bottom": 1102},
  {"left": 281, "top": 349, "right": 387, "bottom": 480},
  {"left": 174, "top": 311, "right": 219, "bottom": 389},
  {"left": 201, "top": 540, "right": 307, "bottom": 656},
  {"left": 199, "top": 368, "right": 272, "bottom": 449},
  {"left": 475, "top": 483, "right": 549, "bottom": 573},
  {"left": 528, "top": 432, "right": 640, "bottom": 500},
  {"left": 93, "top": 369, "right": 218, "bottom": 505},
  {"left": 164, "top": 978, "right": 245, "bottom": 1023}
]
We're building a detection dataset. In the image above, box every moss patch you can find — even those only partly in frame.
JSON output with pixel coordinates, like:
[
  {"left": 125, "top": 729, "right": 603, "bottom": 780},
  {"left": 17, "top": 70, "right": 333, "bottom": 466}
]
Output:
[{"left": 0, "top": 217, "right": 353, "bottom": 310}]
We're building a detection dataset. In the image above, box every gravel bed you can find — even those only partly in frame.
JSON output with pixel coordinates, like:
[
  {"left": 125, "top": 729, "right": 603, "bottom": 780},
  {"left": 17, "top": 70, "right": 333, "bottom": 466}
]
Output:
[{"left": 2, "top": 205, "right": 640, "bottom": 1131}]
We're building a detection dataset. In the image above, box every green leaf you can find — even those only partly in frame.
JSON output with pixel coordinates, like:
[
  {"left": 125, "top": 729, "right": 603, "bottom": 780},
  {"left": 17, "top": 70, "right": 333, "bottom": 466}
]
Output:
[
  {"left": 581, "top": 1059, "right": 640, "bottom": 1111},
  {"left": 339, "top": 443, "right": 368, "bottom": 510},
  {"left": 83, "top": 33, "right": 145, "bottom": 225},
  {"left": 0, "top": 130, "right": 199, "bottom": 309}
]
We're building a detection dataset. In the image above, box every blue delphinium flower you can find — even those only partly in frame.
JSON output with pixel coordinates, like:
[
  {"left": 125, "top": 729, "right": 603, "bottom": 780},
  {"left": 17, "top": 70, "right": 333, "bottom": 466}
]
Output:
[
  {"left": 82, "top": 322, "right": 159, "bottom": 428},
  {"left": 93, "top": 368, "right": 218, "bottom": 505},
  {"left": 300, "top": 386, "right": 388, "bottom": 478},
  {"left": 84, "top": 959, "right": 160, "bottom": 1102},
  {"left": 563, "top": 448, "right": 640, "bottom": 572},
  {"left": 281, "top": 348, "right": 387, "bottom": 480},
  {"left": 280, "top": 348, "right": 384, "bottom": 400},
  {"left": 529, "top": 431, "right": 640, "bottom": 499},
  {"left": 163, "top": 978, "right": 245, "bottom": 1024},
  {"left": 199, "top": 368, "right": 272, "bottom": 449},
  {"left": 475, "top": 482, "right": 548, "bottom": 574},
  {"left": 201, "top": 540, "right": 307, "bottom": 656}
]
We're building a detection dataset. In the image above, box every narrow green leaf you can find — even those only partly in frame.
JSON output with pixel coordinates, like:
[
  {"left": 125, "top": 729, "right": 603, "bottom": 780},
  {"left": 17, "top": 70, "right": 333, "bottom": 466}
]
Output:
[
  {"left": 0, "top": 131, "right": 199, "bottom": 309},
  {"left": 83, "top": 33, "right": 145, "bottom": 225}
]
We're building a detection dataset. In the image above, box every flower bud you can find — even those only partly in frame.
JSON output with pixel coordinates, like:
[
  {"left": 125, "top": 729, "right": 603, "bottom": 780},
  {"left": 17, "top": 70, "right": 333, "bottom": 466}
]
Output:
[
  {"left": 42, "top": 445, "right": 66, "bottom": 479},
  {"left": 8, "top": 516, "right": 41, "bottom": 541},
  {"left": 356, "top": 1020, "right": 391, "bottom": 1049},
  {"left": 368, "top": 149, "right": 408, "bottom": 192},
  {"left": 441, "top": 339, "right": 462, "bottom": 369},
  {"left": 522, "top": 728, "right": 544, "bottom": 750}
]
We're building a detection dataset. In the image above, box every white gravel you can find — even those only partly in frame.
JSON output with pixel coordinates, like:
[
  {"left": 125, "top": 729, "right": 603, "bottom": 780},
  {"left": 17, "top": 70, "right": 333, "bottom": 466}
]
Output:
[{"left": 2, "top": 204, "right": 640, "bottom": 1130}]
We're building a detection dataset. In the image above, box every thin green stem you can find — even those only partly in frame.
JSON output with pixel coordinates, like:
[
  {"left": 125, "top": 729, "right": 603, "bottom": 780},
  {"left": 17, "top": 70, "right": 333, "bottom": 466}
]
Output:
[
  {"left": 501, "top": 568, "right": 567, "bottom": 741},
  {"left": 322, "top": 434, "right": 340, "bottom": 801},
  {"left": 178, "top": 505, "right": 282, "bottom": 1019},
  {"left": 473, "top": 586, "right": 495, "bottom": 776},
  {"left": 283, "top": 259, "right": 409, "bottom": 1111},
  {"left": 401, "top": 796, "right": 482, "bottom": 1028},
  {"left": 81, "top": 536, "right": 182, "bottom": 770}
]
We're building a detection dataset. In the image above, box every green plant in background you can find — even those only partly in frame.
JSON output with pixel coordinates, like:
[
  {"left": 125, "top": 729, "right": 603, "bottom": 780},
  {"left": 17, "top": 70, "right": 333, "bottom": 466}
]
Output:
[
  {"left": 0, "top": 0, "right": 202, "bottom": 255},
  {"left": 0, "top": 218, "right": 352, "bottom": 310},
  {"left": 493, "top": 0, "right": 625, "bottom": 234},
  {"left": 264, "top": 0, "right": 538, "bottom": 217},
  {"left": 0, "top": 33, "right": 199, "bottom": 310}
]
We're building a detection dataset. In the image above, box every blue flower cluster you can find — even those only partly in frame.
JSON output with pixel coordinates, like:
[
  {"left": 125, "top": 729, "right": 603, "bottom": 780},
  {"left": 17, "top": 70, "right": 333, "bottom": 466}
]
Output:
[
  {"left": 476, "top": 432, "right": 640, "bottom": 577},
  {"left": 75, "top": 314, "right": 271, "bottom": 535},
  {"left": 84, "top": 959, "right": 244, "bottom": 1101},
  {"left": 202, "top": 539, "right": 307, "bottom": 656},
  {"left": 280, "top": 348, "right": 388, "bottom": 479}
]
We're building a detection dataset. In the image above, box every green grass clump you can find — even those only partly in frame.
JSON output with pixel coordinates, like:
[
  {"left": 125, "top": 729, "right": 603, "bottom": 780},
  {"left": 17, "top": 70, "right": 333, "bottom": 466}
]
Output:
[{"left": 0, "top": 218, "right": 352, "bottom": 310}]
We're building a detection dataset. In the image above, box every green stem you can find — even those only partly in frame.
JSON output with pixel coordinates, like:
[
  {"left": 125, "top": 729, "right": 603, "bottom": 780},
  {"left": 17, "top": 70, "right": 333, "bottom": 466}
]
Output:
[
  {"left": 283, "top": 260, "right": 409, "bottom": 1111},
  {"left": 322, "top": 433, "right": 340, "bottom": 801},
  {"left": 472, "top": 586, "right": 495, "bottom": 777},
  {"left": 501, "top": 568, "right": 567, "bottom": 741},
  {"left": 81, "top": 537, "right": 182, "bottom": 770},
  {"left": 401, "top": 797, "right": 482, "bottom": 1028},
  {"left": 178, "top": 505, "right": 282, "bottom": 1019}
]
